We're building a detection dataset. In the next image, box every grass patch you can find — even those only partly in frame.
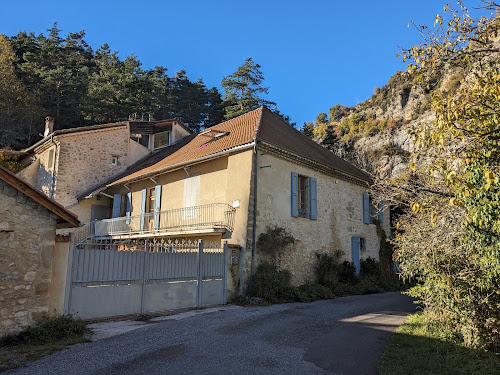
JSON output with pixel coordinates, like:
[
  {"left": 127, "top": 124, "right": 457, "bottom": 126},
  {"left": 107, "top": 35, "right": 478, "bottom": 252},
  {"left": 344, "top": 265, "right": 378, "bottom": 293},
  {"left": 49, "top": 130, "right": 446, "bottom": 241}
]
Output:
[
  {"left": 0, "top": 315, "right": 91, "bottom": 372},
  {"left": 379, "top": 312, "right": 500, "bottom": 375}
]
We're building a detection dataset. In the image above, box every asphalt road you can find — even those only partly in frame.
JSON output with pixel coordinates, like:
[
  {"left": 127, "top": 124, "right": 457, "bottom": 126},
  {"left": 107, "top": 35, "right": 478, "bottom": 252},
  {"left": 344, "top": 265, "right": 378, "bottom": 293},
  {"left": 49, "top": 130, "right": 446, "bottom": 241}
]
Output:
[{"left": 7, "top": 292, "right": 416, "bottom": 375}]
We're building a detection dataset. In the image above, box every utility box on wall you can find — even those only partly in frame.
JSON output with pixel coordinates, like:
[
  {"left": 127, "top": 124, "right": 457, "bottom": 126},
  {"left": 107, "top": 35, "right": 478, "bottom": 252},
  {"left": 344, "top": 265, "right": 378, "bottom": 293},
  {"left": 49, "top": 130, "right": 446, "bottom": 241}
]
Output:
[{"left": 230, "top": 248, "right": 239, "bottom": 265}]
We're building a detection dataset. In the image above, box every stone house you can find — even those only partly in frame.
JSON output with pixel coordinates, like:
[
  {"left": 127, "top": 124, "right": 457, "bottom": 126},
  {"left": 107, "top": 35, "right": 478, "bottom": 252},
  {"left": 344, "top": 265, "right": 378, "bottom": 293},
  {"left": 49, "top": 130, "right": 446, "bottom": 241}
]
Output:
[
  {"left": 0, "top": 166, "right": 79, "bottom": 336},
  {"left": 79, "top": 107, "right": 388, "bottom": 296},
  {"left": 16, "top": 117, "right": 192, "bottom": 226}
]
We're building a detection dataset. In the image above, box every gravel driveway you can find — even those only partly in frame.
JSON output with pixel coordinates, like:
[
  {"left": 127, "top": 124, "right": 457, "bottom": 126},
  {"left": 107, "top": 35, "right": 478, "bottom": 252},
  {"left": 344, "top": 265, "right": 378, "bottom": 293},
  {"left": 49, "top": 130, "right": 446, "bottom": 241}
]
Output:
[{"left": 7, "top": 292, "right": 416, "bottom": 375}]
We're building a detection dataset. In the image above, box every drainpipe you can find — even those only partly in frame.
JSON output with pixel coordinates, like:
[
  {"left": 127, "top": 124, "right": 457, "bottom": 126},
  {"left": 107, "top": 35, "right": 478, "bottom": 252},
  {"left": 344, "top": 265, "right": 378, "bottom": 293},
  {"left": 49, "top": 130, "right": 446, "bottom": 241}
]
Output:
[
  {"left": 49, "top": 134, "right": 58, "bottom": 200},
  {"left": 250, "top": 139, "right": 258, "bottom": 276}
]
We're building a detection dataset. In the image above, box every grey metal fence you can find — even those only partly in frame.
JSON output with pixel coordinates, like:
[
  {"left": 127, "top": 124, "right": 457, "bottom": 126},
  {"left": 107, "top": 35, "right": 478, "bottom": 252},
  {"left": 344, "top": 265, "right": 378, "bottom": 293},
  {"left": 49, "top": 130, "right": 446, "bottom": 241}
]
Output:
[{"left": 64, "top": 238, "right": 227, "bottom": 319}]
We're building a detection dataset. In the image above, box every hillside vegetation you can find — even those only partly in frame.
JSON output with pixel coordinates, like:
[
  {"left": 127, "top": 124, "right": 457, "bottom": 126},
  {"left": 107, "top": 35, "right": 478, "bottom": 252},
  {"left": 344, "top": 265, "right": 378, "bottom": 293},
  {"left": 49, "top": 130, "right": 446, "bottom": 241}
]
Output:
[{"left": 306, "top": 63, "right": 467, "bottom": 179}]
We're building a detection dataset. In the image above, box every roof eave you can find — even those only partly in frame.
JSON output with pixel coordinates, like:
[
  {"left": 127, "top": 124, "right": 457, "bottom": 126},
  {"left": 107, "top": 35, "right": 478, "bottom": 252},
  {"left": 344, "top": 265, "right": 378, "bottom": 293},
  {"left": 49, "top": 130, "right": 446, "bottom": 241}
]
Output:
[
  {"left": 257, "top": 139, "right": 372, "bottom": 186},
  {"left": 0, "top": 166, "right": 80, "bottom": 227},
  {"left": 106, "top": 141, "right": 256, "bottom": 189}
]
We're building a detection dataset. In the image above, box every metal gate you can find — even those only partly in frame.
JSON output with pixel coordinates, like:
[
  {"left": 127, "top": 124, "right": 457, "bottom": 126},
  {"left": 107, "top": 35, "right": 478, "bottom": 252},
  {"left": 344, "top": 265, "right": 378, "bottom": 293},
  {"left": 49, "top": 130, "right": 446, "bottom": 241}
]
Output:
[{"left": 63, "top": 238, "right": 227, "bottom": 319}]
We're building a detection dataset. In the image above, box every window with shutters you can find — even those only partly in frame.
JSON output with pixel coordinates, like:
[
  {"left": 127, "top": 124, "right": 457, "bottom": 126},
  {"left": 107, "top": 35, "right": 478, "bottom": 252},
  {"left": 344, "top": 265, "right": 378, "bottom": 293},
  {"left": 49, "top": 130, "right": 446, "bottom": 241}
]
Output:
[
  {"left": 147, "top": 187, "right": 155, "bottom": 214},
  {"left": 291, "top": 172, "right": 317, "bottom": 220},
  {"left": 360, "top": 237, "right": 366, "bottom": 251},
  {"left": 298, "top": 175, "right": 309, "bottom": 218}
]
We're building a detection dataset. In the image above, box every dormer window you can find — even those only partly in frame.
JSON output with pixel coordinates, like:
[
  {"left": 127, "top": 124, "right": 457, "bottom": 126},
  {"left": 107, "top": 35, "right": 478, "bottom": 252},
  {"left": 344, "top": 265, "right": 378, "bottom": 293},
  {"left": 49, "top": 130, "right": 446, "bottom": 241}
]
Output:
[{"left": 153, "top": 131, "right": 171, "bottom": 149}]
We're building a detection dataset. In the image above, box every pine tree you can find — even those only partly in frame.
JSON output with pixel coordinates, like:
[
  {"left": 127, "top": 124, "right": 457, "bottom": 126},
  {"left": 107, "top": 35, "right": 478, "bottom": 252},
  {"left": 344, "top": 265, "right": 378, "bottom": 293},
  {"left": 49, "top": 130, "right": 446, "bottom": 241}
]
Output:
[
  {"left": 322, "top": 125, "right": 339, "bottom": 152},
  {"left": 0, "top": 35, "right": 41, "bottom": 148},
  {"left": 300, "top": 122, "right": 314, "bottom": 139},
  {"left": 221, "top": 57, "right": 276, "bottom": 120}
]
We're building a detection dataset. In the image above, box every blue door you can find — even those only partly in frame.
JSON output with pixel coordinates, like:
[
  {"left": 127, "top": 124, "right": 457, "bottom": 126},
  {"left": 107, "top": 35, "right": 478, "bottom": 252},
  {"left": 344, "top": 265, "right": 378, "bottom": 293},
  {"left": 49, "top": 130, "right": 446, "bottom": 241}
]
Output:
[{"left": 351, "top": 237, "right": 360, "bottom": 275}]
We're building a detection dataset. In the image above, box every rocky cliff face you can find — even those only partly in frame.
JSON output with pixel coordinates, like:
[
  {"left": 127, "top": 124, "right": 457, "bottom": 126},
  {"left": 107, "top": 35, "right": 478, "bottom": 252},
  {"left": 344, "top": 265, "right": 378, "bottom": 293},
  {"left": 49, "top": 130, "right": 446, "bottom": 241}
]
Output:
[{"left": 312, "top": 68, "right": 463, "bottom": 179}]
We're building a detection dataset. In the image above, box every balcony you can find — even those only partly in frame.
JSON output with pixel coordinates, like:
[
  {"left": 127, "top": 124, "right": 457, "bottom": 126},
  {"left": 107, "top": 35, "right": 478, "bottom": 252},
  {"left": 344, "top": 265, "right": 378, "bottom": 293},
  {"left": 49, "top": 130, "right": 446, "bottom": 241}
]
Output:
[{"left": 91, "top": 203, "right": 236, "bottom": 239}]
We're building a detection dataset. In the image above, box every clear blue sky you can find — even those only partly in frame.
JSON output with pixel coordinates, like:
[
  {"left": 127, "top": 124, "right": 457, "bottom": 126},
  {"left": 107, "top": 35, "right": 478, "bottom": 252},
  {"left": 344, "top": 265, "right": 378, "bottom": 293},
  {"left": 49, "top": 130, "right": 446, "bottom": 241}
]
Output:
[{"left": 1, "top": 0, "right": 487, "bottom": 127}]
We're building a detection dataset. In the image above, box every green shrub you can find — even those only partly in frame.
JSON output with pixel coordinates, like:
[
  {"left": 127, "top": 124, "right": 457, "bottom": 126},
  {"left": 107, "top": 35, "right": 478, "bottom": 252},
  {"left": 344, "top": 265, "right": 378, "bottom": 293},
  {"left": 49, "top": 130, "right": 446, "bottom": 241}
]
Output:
[
  {"left": 257, "top": 226, "right": 295, "bottom": 267},
  {"left": 338, "top": 261, "right": 357, "bottom": 283},
  {"left": 360, "top": 257, "right": 381, "bottom": 278},
  {"left": 295, "top": 284, "right": 334, "bottom": 302},
  {"left": 248, "top": 262, "right": 335, "bottom": 303},
  {"left": 0, "top": 315, "right": 90, "bottom": 346},
  {"left": 354, "top": 278, "right": 385, "bottom": 295},
  {"left": 247, "top": 262, "right": 296, "bottom": 303},
  {"left": 315, "top": 251, "right": 342, "bottom": 289}
]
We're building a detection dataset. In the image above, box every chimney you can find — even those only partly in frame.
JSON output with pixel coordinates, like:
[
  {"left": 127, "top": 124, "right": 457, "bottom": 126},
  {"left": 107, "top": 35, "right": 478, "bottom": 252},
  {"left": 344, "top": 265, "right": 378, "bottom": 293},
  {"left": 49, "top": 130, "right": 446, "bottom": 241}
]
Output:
[{"left": 44, "top": 116, "right": 55, "bottom": 137}]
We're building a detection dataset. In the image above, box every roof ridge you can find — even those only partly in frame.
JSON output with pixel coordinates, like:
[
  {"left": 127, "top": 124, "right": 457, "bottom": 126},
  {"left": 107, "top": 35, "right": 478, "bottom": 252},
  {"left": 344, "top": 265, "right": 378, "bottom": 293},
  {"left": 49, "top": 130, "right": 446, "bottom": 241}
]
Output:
[
  {"left": 255, "top": 107, "right": 372, "bottom": 182},
  {"left": 253, "top": 106, "right": 265, "bottom": 139}
]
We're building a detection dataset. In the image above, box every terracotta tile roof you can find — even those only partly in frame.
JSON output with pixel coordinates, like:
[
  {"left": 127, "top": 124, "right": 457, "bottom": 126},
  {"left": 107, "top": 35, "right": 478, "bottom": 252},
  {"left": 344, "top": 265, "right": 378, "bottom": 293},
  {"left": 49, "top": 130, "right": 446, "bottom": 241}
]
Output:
[
  {"left": 83, "top": 107, "right": 370, "bottom": 193},
  {"left": 0, "top": 166, "right": 79, "bottom": 228},
  {"left": 109, "top": 108, "right": 262, "bottom": 185},
  {"left": 256, "top": 108, "right": 372, "bottom": 182}
]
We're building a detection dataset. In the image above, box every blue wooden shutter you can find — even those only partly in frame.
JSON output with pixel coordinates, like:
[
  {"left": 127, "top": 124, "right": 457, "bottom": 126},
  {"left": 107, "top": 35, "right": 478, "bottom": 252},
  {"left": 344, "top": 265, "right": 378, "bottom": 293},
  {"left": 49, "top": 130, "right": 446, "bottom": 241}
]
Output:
[
  {"left": 378, "top": 201, "right": 383, "bottom": 225},
  {"left": 125, "top": 192, "right": 131, "bottom": 224},
  {"left": 140, "top": 188, "right": 147, "bottom": 232},
  {"left": 153, "top": 185, "right": 162, "bottom": 230},
  {"left": 291, "top": 172, "right": 298, "bottom": 217},
  {"left": 351, "top": 237, "right": 361, "bottom": 275},
  {"left": 112, "top": 194, "right": 121, "bottom": 218},
  {"left": 363, "top": 192, "right": 370, "bottom": 224},
  {"left": 309, "top": 177, "right": 317, "bottom": 220}
]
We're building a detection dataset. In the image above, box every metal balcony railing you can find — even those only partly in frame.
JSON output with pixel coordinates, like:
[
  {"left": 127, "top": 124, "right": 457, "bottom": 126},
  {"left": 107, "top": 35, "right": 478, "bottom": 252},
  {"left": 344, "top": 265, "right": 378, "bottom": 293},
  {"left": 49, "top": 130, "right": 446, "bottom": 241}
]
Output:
[{"left": 92, "top": 203, "right": 236, "bottom": 238}]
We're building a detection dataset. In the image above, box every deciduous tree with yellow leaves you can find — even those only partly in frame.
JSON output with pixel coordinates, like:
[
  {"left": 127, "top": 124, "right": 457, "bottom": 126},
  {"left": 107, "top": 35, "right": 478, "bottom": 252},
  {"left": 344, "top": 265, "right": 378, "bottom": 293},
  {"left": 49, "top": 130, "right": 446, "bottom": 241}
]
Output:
[{"left": 374, "top": 1, "right": 500, "bottom": 350}]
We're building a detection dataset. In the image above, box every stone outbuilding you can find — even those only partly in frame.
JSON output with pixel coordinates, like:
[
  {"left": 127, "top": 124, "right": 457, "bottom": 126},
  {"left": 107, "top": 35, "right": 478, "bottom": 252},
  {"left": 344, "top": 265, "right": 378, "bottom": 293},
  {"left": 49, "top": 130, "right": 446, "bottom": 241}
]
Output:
[{"left": 0, "top": 165, "right": 79, "bottom": 336}]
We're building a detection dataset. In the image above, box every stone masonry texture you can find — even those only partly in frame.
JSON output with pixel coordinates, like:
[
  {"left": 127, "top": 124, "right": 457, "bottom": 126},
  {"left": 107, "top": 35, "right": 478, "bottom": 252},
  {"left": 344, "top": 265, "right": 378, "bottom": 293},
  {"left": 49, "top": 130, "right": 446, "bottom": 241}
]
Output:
[{"left": 0, "top": 179, "right": 58, "bottom": 336}]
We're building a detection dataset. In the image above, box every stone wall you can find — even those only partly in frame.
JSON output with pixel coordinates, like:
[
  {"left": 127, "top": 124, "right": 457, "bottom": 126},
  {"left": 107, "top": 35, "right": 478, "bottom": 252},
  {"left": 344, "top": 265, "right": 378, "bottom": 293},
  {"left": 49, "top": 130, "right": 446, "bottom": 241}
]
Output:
[
  {"left": 18, "top": 125, "right": 151, "bottom": 228},
  {"left": 254, "top": 150, "right": 390, "bottom": 285},
  {"left": 0, "top": 179, "right": 58, "bottom": 336},
  {"left": 55, "top": 126, "right": 132, "bottom": 209}
]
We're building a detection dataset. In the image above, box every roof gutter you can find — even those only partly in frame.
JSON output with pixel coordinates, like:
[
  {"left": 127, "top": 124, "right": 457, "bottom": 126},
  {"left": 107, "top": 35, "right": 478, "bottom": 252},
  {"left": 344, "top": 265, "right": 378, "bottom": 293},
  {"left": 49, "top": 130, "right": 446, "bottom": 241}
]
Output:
[{"left": 82, "top": 141, "right": 257, "bottom": 199}]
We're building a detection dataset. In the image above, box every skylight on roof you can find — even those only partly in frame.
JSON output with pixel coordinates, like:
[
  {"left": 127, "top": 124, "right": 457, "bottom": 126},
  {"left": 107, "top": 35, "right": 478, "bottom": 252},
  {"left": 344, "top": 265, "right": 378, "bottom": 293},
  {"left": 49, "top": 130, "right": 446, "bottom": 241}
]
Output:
[
  {"left": 199, "top": 129, "right": 230, "bottom": 139},
  {"left": 197, "top": 130, "right": 230, "bottom": 150}
]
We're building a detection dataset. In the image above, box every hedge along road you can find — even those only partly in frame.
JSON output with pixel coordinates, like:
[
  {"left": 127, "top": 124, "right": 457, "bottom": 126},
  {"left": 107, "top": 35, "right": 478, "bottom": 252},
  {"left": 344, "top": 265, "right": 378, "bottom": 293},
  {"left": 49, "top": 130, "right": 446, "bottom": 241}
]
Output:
[{"left": 8, "top": 292, "right": 416, "bottom": 375}]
